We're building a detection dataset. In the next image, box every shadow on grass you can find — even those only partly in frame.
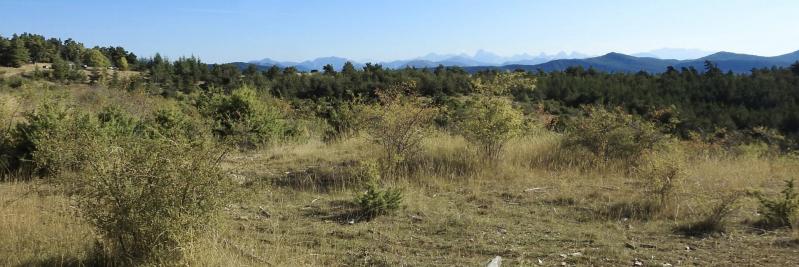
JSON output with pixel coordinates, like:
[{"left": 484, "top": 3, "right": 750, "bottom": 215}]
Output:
[{"left": 302, "top": 199, "right": 374, "bottom": 225}]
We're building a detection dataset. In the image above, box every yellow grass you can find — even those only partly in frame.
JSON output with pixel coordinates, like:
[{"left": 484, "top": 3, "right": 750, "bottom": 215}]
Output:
[{"left": 2, "top": 124, "right": 799, "bottom": 265}]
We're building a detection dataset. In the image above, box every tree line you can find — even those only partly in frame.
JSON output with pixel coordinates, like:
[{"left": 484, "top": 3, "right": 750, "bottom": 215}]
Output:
[{"left": 5, "top": 33, "right": 799, "bottom": 146}]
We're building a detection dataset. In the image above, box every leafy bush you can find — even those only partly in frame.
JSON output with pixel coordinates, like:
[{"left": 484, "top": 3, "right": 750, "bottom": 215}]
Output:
[
  {"left": 74, "top": 138, "right": 231, "bottom": 264},
  {"left": 318, "top": 98, "right": 366, "bottom": 141},
  {"left": 454, "top": 96, "right": 524, "bottom": 160},
  {"left": 199, "top": 86, "right": 286, "bottom": 148},
  {"left": 142, "top": 105, "right": 213, "bottom": 146},
  {"left": 362, "top": 82, "right": 439, "bottom": 176},
  {"left": 0, "top": 95, "right": 16, "bottom": 175},
  {"left": 354, "top": 163, "right": 402, "bottom": 218},
  {"left": 562, "top": 106, "right": 667, "bottom": 166},
  {"left": 755, "top": 179, "right": 799, "bottom": 228},
  {"left": 9, "top": 97, "right": 102, "bottom": 176}
]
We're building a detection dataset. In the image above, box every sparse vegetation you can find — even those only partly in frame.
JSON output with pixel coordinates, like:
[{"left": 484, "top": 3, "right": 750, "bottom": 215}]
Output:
[
  {"left": 454, "top": 96, "right": 524, "bottom": 160},
  {"left": 755, "top": 179, "right": 799, "bottom": 228},
  {"left": 4, "top": 32, "right": 799, "bottom": 266},
  {"left": 362, "top": 82, "right": 439, "bottom": 176},
  {"left": 73, "top": 138, "right": 231, "bottom": 264}
]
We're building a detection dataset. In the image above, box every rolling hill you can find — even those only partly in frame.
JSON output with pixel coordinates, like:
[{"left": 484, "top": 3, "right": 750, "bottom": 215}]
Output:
[{"left": 463, "top": 50, "right": 799, "bottom": 74}]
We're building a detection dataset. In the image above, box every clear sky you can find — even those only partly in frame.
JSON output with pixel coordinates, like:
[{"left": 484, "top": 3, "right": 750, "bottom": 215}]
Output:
[{"left": 1, "top": 0, "right": 797, "bottom": 63}]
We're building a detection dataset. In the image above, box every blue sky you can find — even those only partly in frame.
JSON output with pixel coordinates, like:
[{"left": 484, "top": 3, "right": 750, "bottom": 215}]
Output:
[{"left": 1, "top": 0, "right": 797, "bottom": 63}]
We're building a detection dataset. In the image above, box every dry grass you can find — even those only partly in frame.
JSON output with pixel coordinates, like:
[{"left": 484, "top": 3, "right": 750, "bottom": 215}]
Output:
[
  {"left": 0, "top": 182, "right": 96, "bottom": 266},
  {"left": 3, "top": 128, "right": 799, "bottom": 265}
]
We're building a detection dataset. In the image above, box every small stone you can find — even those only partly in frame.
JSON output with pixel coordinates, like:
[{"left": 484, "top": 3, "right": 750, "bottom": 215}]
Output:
[
  {"left": 537, "top": 258, "right": 543, "bottom": 264},
  {"left": 633, "top": 259, "right": 643, "bottom": 266},
  {"left": 560, "top": 262, "right": 567, "bottom": 266},
  {"left": 485, "top": 256, "right": 502, "bottom": 267},
  {"left": 348, "top": 219, "right": 355, "bottom": 224}
]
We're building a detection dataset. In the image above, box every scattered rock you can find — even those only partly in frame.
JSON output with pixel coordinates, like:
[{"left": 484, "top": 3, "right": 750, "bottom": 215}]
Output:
[
  {"left": 410, "top": 215, "right": 424, "bottom": 222},
  {"left": 662, "top": 263, "right": 673, "bottom": 267},
  {"left": 570, "top": 252, "right": 582, "bottom": 257},
  {"left": 497, "top": 228, "right": 508, "bottom": 235},
  {"left": 537, "top": 258, "right": 543, "bottom": 264},
  {"left": 560, "top": 262, "right": 566, "bottom": 266},
  {"left": 485, "top": 256, "right": 502, "bottom": 267},
  {"left": 633, "top": 259, "right": 643, "bottom": 266}
]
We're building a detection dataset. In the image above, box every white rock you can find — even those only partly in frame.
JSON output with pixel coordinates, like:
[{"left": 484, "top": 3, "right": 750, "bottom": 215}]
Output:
[{"left": 485, "top": 256, "right": 502, "bottom": 267}]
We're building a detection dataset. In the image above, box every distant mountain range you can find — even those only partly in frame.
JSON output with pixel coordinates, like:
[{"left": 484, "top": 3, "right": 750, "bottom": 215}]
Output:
[
  {"left": 246, "top": 50, "right": 592, "bottom": 72},
  {"left": 466, "top": 50, "right": 799, "bottom": 74},
  {"left": 238, "top": 48, "right": 799, "bottom": 74}
]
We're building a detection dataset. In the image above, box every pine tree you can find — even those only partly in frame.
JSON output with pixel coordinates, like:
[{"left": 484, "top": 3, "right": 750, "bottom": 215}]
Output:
[{"left": 7, "top": 38, "right": 30, "bottom": 67}]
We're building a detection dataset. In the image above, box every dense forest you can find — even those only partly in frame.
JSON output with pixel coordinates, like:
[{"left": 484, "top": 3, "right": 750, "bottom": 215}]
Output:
[{"left": 4, "top": 33, "right": 799, "bottom": 147}]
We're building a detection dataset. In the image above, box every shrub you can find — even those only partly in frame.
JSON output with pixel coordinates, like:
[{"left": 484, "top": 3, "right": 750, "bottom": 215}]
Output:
[
  {"left": 74, "top": 138, "right": 231, "bottom": 264},
  {"left": 10, "top": 97, "right": 103, "bottom": 176},
  {"left": 636, "top": 151, "right": 685, "bottom": 209},
  {"left": 142, "top": 105, "right": 213, "bottom": 146},
  {"left": 562, "top": 106, "right": 666, "bottom": 166},
  {"left": 0, "top": 96, "right": 15, "bottom": 175},
  {"left": 755, "top": 179, "right": 799, "bottom": 228},
  {"left": 676, "top": 192, "right": 744, "bottom": 236},
  {"left": 318, "top": 98, "right": 367, "bottom": 141},
  {"left": 199, "top": 86, "right": 286, "bottom": 149},
  {"left": 454, "top": 96, "right": 524, "bottom": 160},
  {"left": 354, "top": 163, "right": 402, "bottom": 218},
  {"left": 362, "top": 81, "right": 439, "bottom": 176}
]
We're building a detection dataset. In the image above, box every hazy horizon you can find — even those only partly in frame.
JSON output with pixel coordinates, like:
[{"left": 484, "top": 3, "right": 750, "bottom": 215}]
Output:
[{"left": 1, "top": 0, "right": 797, "bottom": 63}]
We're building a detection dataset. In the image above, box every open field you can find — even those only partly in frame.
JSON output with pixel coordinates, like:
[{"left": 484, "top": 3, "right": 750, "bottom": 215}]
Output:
[{"left": 3, "top": 132, "right": 799, "bottom": 266}]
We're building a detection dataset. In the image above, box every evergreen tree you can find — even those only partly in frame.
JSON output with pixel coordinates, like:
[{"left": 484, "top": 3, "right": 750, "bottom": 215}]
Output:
[
  {"left": 323, "top": 64, "right": 336, "bottom": 75},
  {"left": 791, "top": 61, "right": 799, "bottom": 76},
  {"left": 7, "top": 38, "right": 30, "bottom": 67}
]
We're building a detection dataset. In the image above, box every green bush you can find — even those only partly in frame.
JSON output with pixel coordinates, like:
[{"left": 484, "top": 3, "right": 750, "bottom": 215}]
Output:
[
  {"left": 562, "top": 106, "right": 667, "bottom": 166},
  {"left": 199, "top": 86, "right": 286, "bottom": 148},
  {"left": 10, "top": 97, "right": 102, "bottom": 176},
  {"left": 755, "top": 179, "right": 799, "bottom": 228},
  {"left": 74, "top": 138, "right": 231, "bottom": 264},
  {"left": 354, "top": 162, "right": 402, "bottom": 218},
  {"left": 142, "top": 105, "right": 213, "bottom": 146},
  {"left": 454, "top": 96, "right": 524, "bottom": 160},
  {"left": 318, "top": 98, "right": 366, "bottom": 141}
]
